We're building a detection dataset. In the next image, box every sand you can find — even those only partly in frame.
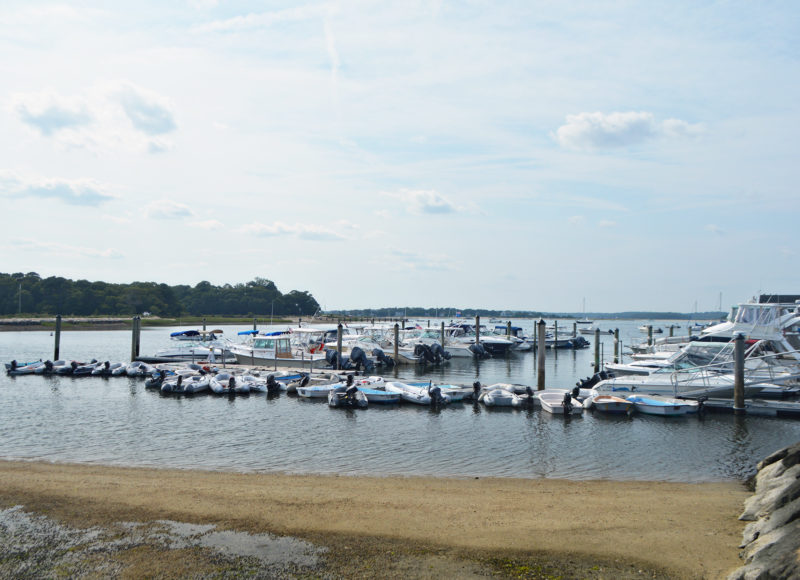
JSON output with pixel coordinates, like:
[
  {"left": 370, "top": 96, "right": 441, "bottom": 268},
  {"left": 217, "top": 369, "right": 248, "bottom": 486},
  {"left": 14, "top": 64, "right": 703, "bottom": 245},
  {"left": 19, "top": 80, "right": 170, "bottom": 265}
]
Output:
[{"left": 0, "top": 460, "right": 748, "bottom": 578}]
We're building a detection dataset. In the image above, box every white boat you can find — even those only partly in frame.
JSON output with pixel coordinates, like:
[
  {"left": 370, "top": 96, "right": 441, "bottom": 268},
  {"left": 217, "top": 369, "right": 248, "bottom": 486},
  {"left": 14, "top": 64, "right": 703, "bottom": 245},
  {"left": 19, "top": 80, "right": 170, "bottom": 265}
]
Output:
[
  {"left": 328, "top": 384, "right": 369, "bottom": 408},
  {"left": 357, "top": 387, "right": 401, "bottom": 404},
  {"left": 537, "top": 389, "right": 583, "bottom": 415},
  {"left": 297, "top": 375, "right": 382, "bottom": 399},
  {"left": 625, "top": 394, "right": 698, "bottom": 416},
  {"left": 478, "top": 388, "right": 527, "bottom": 407},
  {"left": 584, "top": 392, "right": 633, "bottom": 414},
  {"left": 161, "top": 374, "right": 210, "bottom": 394},
  {"left": 209, "top": 373, "right": 250, "bottom": 395},
  {"left": 385, "top": 381, "right": 451, "bottom": 405},
  {"left": 226, "top": 333, "right": 327, "bottom": 368}
]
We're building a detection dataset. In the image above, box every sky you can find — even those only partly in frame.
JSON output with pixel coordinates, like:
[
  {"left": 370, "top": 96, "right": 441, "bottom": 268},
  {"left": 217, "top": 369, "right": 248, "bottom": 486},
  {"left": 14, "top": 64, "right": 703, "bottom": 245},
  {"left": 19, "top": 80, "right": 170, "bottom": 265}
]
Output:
[{"left": 1, "top": 1, "right": 799, "bottom": 313}]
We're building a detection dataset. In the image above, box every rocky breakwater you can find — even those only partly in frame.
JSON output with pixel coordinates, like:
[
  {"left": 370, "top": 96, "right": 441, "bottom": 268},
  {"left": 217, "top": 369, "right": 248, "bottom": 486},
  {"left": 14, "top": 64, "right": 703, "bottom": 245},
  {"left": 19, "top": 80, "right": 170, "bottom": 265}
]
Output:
[{"left": 729, "top": 442, "right": 800, "bottom": 579}]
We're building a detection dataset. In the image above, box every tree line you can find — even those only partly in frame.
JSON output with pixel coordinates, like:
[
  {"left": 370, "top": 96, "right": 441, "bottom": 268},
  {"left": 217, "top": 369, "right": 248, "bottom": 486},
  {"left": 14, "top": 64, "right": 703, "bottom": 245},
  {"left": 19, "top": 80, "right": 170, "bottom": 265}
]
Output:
[{"left": 0, "top": 273, "right": 320, "bottom": 318}]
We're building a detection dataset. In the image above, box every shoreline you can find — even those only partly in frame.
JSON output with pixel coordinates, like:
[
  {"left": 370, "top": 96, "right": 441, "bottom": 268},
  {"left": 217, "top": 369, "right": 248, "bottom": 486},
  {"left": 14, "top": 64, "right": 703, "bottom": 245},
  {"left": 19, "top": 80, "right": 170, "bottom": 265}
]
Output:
[{"left": 0, "top": 460, "right": 748, "bottom": 578}]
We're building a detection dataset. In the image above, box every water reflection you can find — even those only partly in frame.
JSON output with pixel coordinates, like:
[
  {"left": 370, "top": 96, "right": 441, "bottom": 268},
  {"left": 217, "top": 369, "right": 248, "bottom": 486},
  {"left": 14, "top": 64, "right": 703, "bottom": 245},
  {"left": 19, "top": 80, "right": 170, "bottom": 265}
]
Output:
[{"left": 1, "top": 323, "right": 800, "bottom": 482}]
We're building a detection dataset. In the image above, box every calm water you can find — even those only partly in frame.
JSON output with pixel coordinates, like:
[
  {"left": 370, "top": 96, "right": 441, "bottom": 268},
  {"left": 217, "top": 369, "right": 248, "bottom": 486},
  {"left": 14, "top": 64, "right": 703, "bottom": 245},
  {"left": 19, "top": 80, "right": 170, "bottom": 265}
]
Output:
[{"left": 2, "top": 319, "right": 799, "bottom": 483}]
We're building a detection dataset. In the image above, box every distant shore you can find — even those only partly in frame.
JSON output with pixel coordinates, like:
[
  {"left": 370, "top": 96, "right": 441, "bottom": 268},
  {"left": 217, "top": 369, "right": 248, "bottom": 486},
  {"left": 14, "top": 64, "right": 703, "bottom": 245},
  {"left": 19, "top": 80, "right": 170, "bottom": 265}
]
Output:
[{"left": 0, "top": 461, "right": 747, "bottom": 578}]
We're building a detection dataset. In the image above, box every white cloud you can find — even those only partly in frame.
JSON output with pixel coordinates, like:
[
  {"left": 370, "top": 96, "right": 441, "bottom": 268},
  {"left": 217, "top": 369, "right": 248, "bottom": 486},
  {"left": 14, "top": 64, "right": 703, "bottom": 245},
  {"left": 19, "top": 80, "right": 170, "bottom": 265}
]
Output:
[
  {"left": 388, "top": 189, "right": 460, "bottom": 215},
  {"left": 13, "top": 239, "right": 122, "bottom": 259},
  {"left": 144, "top": 200, "right": 194, "bottom": 219},
  {"left": 568, "top": 215, "right": 585, "bottom": 225},
  {"left": 598, "top": 220, "right": 617, "bottom": 228},
  {"left": 9, "top": 83, "right": 176, "bottom": 154},
  {"left": 1, "top": 171, "right": 116, "bottom": 206},
  {"left": 190, "top": 219, "right": 225, "bottom": 229},
  {"left": 241, "top": 221, "right": 348, "bottom": 241},
  {"left": 553, "top": 111, "right": 703, "bottom": 150},
  {"left": 115, "top": 84, "right": 177, "bottom": 136},
  {"left": 705, "top": 224, "right": 724, "bottom": 235},
  {"left": 387, "top": 249, "right": 454, "bottom": 272},
  {"left": 12, "top": 91, "right": 92, "bottom": 136},
  {"left": 195, "top": 5, "right": 333, "bottom": 33}
]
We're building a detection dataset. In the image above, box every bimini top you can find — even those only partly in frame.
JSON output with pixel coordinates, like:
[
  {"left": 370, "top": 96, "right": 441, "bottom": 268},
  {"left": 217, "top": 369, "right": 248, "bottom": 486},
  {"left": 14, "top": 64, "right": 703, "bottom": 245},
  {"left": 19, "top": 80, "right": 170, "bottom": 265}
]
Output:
[{"left": 171, "top": 330, "right": 200, "bottom": 338}]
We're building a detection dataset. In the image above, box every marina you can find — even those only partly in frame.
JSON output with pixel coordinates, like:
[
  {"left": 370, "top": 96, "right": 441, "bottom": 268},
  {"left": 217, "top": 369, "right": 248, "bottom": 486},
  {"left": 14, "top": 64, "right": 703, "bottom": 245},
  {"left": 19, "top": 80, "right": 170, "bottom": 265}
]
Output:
[{"left": 3, "top": 314, "right": 800, "bottom": 484}]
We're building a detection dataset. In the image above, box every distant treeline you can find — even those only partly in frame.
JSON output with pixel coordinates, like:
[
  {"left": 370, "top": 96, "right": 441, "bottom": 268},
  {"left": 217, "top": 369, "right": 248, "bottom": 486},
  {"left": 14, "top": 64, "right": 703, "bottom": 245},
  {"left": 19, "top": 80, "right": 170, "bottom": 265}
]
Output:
[
  {"left": 0, "top": 273, "right": 320, "bottom": 317},
  {"left": 330, "top": 307, "right": 727, "bottom": 320}
]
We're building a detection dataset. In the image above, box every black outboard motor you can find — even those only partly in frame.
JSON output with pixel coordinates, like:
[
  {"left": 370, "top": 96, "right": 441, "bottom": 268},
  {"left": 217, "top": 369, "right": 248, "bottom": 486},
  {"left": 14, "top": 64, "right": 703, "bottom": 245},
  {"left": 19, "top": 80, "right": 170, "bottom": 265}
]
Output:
[
  {"left": 299, "top": 373, "right": 310, "bottom": 388},
  {"left": 10, "top": 360, "right": 17, "bottom": 371},
  {"left": 228, "top": 376, "right": 236, "bottom": 392},
  {"left": 325, "top": 349, "right": 339, "bottom": 367},
  {"left": 349, "top": 347, "right": 375, "bottom": 373},
  {"left": 70, "top": 360, "right": 78, "bottom": 374},
  {"left": 572, "top": 386, "right": 581, "bottom": 400},
  {"left": 344, "top": 375, "right": 359, "bottom": 403},
  {"left": 430, "top": 343, "right": 451, "bottom": 361},
  {"left": 468, "top": 343, "right": 490, "bottom": 358},
  {"left": 44, "top": 360, "right": 53, "bottom": 372},
  {"left": 372, "top": 348, "right": 395, "bottom": 368},
  {"left": 428, "top": 384, "right": 444, "bottom": 405},
  {"left": 562, "top": 391, "right": 574, "bottom": 414},
  {"left": 266, "top": 374, "right": 280, "bottom": 393},
  {"left": 472, "top": 381, "right": 482, "bottom": 399}
]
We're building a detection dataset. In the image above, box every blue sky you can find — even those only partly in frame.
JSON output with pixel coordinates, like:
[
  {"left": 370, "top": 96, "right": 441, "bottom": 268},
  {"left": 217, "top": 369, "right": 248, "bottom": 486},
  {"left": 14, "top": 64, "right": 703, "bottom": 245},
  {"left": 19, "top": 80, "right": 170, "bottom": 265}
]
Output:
[{"left": 1, "top": 1, "right": 798, "bottom": 313}]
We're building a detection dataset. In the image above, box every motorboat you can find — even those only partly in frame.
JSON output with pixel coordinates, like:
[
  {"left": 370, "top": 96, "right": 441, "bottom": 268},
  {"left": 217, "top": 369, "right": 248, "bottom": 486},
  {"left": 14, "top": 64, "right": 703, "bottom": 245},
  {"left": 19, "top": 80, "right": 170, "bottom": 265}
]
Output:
[
  {"left": 384, "top": 381, "right": 451, "bottom": 405},
  {"left": 226, "top": 333, "right": 327, "bottom": 368},
  {"left": 583, "top": 392, "right": 633, "bottom": 414},
  {"left": 209, "top": 373, "right": 250, "bottom": 395},
  {"left": 161, "top": 374, "right": 210, "bottom": 395},
  {"left": 328, "top": 384, "right": 369, "bottom": 409},
  {"left": 5, "top": 360, "right": 44, "bottom": 375},
  {"left": 625, "top": 394, "right": 698, "bottom": 416},
  {"left": 537, "top": 389, "right": 583, "bottom": 415},
  {"left": 357, "top": 387, "right": 401, "bottom": 404},
  {"left": 478, "top": 388, "right": 529, "bottom": 407},
  {"left": 170, "top": 329, "right": 223, "bottom": 341}
]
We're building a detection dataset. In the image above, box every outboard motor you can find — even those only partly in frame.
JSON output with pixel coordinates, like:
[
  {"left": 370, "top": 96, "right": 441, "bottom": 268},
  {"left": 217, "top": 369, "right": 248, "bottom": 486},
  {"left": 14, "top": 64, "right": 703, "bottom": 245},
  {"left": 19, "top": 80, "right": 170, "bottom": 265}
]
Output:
[
  {"left": 266, "top": 374, "right": 280, "bottom": 393},
  {"left": 372, "top": 349, "right": 395, "bottom": 368},
  {"left": 572, "top": 386, "right": 581, "bottom": 400},
  {"left": 325, "top": 349, "right": 341, "bottom": 369},
  {"left": 562, "top": 391, "right": 574, "bottom": 414},
  {"left": 344, "top": 375, "right": 359, "bottom": 404},
  {"left": 414, "top": 344, "right": 435, "bottom": 364},
  {"left": 349, "top": 347, "right": 375, "bottom": 373},
  {"left": 472, "top": 381, "right": 482, "bottom": 399},
  {"left": 10, "top": 360, "right": 17, "bottom": 371},
  {"left": 428, "top": 384, "right": 444, "bottom": 406},
  {"left": 44, "top": 360, "right": 53, "bottom": 372},
  {"left": 298, "top": 373, "right": 310, "bottom": 389},
  {"left": 430, "top": 343, "right": 451, "bottom": 361},
  {"left": 228, "top": 376, "right": 236, "bottom": 392},
  {"left": 468, "top": 343, "right": 490, "bottom": 358}
]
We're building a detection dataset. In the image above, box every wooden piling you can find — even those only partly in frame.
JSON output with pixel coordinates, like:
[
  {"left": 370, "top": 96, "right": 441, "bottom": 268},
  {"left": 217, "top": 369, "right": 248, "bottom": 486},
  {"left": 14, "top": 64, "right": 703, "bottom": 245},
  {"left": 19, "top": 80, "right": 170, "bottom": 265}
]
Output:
[
  {"left": 507, "top": 320, "right": 512, "bottom": 338},
  {"left": 337, "top": 323, "right": 343, "bottom": 371},
  {"left": 253, "top": 318, "right": 257, "bottom": 331},
  {"left": 202, "top": 317, "right": 206, "bottom": 331},
  {"left": 669, "top": 325, "right": 674, "bottom": 338},
  {"left": 613, "top": 328, "right": 620, "bottom": 363},
  {"left": 393, "top": 323, "right": 400, "bottom": 362},
  {"left": 594, "top": 328, "right": 601, "bottom": 372},
  {"left": 734, "top": 333, "right": 746, "bottom": 415},
  {"left": 537, "top": 319, "right": 546, "bottom": 390},
  {"left": 440, "top": 321, "right": 445, "bottom": 348},
  {"left": 475, "top": 315, "right": 480, "bottom": 344},
  {"left": 53, "top": 314, "right": 62, "bottom": 360},
  {"left": 647, "top": 325, "right": 653, "bottom": 346},
  {"left": 130, "top": 316, "right": 141, "bottom": 362},
  {"left": 573, "top": 322, "right": 577, "bottom": 338}
]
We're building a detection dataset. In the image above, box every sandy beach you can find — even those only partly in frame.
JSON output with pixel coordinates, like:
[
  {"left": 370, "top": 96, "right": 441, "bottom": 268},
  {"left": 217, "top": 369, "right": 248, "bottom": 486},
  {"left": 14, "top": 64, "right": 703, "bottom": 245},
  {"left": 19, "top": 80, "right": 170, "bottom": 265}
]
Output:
[{"left": 0, "top": 460, "right": 748, "bottom": 578}]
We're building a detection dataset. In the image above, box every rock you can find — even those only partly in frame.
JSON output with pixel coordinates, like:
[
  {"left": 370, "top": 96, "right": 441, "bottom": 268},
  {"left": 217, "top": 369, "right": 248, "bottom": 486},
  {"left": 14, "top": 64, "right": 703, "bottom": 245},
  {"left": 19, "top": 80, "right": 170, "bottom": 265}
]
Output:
[{"left": 729, "top": 442, "right": 800, "bottom": 580}]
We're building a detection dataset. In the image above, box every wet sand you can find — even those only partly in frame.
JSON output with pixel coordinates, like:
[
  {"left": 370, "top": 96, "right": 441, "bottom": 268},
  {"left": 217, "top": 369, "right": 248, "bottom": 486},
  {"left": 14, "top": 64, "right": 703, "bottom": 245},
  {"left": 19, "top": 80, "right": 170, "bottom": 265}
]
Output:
[{"left": 0, "top": 461, "right": 747, "bottom": 578}]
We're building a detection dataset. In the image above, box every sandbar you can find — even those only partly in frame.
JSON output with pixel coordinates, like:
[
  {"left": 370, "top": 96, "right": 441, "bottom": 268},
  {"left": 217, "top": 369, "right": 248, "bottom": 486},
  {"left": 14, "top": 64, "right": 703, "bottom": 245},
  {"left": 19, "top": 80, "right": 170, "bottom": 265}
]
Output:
[{"left": 0, "top": 460, "right": 747, "bottom": 578}]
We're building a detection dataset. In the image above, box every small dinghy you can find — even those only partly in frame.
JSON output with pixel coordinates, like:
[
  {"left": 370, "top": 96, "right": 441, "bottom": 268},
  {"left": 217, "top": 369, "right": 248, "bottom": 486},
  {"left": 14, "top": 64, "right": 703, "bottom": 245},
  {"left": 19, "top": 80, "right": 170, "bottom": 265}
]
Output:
[
  {"left": 538, "top": 389, "right": 583, "bottom": 415},
  {"left": 385, "top": 381, "right": 451, "bottom": 405},
  {"left": 209, "top": 373, "right": 250, "bottom": 395},
  {"left": 328, "top": 376, "right": 369, "bottom": 409},
  {"left": 626, "top": 394, "right": 698, "bottom": 416},
  {"left": 161, "top": 374, "right": 210, "bottom": 395},
  {"left": 6, "top": 360, "right": 44, "bottom": 375},
  {"left": 587, "top": 394, "right": 634, "bottom": 414},
  {"left": 479, "top": 388, "right": 524, "bottom": 407}
]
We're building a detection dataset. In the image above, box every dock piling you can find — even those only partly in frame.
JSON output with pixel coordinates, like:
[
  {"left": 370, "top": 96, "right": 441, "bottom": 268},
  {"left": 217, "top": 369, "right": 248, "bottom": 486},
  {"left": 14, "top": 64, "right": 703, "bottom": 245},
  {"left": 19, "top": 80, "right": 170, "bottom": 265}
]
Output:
[
  {"left": 536, "top": 319, "right": 546, "bottom": 390},
  {"left": 54, "top": 314, "right": 62, "bottom": 360},
  {"left": 734, "top": 333, "right": 746, "bottom": 415}
]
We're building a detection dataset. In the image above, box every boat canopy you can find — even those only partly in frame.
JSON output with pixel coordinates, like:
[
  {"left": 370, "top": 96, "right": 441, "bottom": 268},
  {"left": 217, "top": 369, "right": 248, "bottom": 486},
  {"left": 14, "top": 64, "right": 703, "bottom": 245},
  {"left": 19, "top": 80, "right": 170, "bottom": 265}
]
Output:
[{"left": 171, "top": 330, "right": 200, "bottom": 338}]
